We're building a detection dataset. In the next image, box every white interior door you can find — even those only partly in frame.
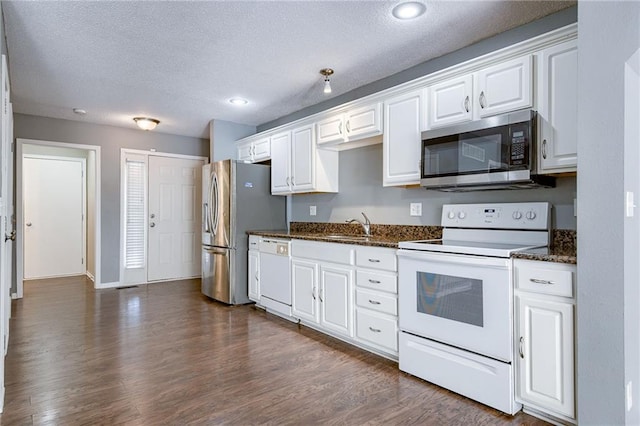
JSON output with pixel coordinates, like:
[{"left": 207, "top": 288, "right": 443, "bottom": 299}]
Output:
[
  {"left": 23, "top": 156, "right": 85, "bottom": 279},
  {"left": 147, "top": 156, "right": 203, "bottom": 281}
]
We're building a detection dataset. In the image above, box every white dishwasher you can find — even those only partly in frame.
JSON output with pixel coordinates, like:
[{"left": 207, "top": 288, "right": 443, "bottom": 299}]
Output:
[{"left": 259, "top": 238, "right": 292, "bottom": 318}]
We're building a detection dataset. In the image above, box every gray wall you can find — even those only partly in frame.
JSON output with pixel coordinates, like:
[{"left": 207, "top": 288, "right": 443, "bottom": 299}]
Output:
[
  {"left": 577, "top": 2, "right": 640, "bottom": 424},
  {"left": 14, "top": 113, "right": 209, "bottom": 284},
  {"left": 291, "top": 144, "right": 576, "bottom": 229},
  {"left": 210, "top": 119, "right": 256, "bottom": 162},
  {"left": 258, "top": 6, "right": 577, "bottom": 133}
]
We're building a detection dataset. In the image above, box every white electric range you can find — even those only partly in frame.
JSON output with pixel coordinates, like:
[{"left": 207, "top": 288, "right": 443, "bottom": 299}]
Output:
[{"left": 397, "top": 202, "right": 550, "bottom": 415}]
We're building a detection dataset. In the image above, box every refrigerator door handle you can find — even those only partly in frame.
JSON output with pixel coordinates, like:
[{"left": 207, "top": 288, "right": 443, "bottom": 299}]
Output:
[
  {"left": 203, "top": 246, "right": 229, "bottom": 256},
  {"left": 211, "top": 173, "right": 220, "bottom": 236},
  {"left": 203, "top": 202, "right": 211, "bottom": 233}
]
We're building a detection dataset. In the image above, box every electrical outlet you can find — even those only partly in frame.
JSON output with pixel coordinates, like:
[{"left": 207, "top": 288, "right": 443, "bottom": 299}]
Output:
[
  {"left": 309, "top": 205, "right": 317, "bottom": 216},
  {"left": 410, "top": 202, "right": 422, "bottom": 217}
]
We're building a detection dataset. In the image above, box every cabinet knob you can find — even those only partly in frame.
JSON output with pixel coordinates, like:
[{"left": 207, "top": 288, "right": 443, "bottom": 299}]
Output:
[
  {"left": 519, "top": 336, "right": 525, "bottom": 359},
  {"left": 479, "top": 91, "right": 486, "bottom": 108},
  {"left": 542, "top": 139, "right": 548, "bottom": 159},
  {"left": 346, "top": 120, "right": 351, "bottom": 133},
  {"left": 464, "top": 96, "right": 470, "bottom": 113}
]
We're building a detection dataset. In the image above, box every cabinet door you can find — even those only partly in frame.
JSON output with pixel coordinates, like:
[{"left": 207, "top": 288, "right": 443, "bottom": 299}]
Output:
[
  {"left": 248, "top": 250, "right": 260, "bottom": 302},
  {"left": 237, "top": 141, "right": 253, "bottom": 162},
  {"left": 516, "top": 294, "right": 575, "bottom": 419},
  {"left": 292, "top": 259, "right": 319, "bottom": 323},
  {"left": 428, "top": 74, "right": 473, "bottom": 128},
  {"left": 383, "top": 89, "right": 424, "bottom": 186},
  {"left": 316, "top": 114, "right": 345, "bottom": 145},
  {"left": 345, "top": 102, "right": 383, "bottom": 140},
  {"left": 537, "top": 39, "right": 578, "bottom": 173},
  {"left": 291, "top": 124, "right": 315, "bottom": 192},
  {"left": 319, "top": 263, "right": 353, "bottom": 338},
  {"left": 476, "top": 55, "right": 533, "bottom": 118},
  {"left": 252, "top": 137, "right": 271, "bottom": 162},
  {"left": 270, "top": 131, "right": 291, "bottom": 194}
]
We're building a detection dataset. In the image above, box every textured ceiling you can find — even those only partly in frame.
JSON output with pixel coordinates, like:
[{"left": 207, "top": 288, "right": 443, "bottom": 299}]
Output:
[{"left": 2, "top": 1, "right": 575, "bottom": 139}]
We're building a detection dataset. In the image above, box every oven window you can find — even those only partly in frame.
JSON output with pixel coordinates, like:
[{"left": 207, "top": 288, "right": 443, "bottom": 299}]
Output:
[{"left": 416, "top": 271, "right": 483, "bottom": 327}]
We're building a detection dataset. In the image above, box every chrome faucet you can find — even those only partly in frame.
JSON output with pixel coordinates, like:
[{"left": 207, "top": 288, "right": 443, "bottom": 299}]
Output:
[{"left": 346, "top": 212, "right": 371, "bottom": 236}]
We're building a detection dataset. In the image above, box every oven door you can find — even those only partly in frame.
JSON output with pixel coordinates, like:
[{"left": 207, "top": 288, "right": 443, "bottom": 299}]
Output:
[{"left": 398, "top": 249, "right": 513, "bottom": 362}]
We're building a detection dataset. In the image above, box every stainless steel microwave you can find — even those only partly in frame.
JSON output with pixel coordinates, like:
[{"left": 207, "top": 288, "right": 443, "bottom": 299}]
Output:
[{"left": 420, "top": 109, "right": 555, "bottom": 191}]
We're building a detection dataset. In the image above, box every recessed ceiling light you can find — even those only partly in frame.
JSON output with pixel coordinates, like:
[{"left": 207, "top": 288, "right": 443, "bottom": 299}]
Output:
[
  {"left": 229, "top": 98, "right": 249, "bottom": 106},
  {"left": 392, "top": 2, "right": 426, "bottom": 20},
  {"left": 72, "top": 108, "right": 86, "bottom": 115}
]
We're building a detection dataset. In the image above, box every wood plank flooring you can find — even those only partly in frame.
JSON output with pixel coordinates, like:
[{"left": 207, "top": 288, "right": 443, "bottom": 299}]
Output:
[{"left": 1, "top": 276, "right": 548, "bottom": 425}]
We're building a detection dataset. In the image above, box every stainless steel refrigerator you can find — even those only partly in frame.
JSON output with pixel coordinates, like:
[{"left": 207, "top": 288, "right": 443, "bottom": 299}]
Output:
[{"left": 202, "top": 160, "right": 286, "bottom": 304}]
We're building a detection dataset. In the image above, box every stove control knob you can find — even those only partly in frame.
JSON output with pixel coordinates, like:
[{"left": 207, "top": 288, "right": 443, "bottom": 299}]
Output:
[
  {"left": 512, "top": 211, "right": 523, "bottom": 220},
  {"left": 447, "top": 211, "right": 455, "bottom": 220},
  {"left": 457, "top": 211, "right": 466, "bottom": 220},
  {"left": 526, "top": 210, "right": 537, "bottom": 220}
]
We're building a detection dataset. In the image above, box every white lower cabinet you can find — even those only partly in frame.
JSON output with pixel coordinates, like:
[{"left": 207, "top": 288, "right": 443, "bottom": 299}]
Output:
[
  {"left": 290, "top": 240, "right": 398, "bottom": 359},
  {"left": 514, "top": 259, "right": 576, "bottom": 423},
  {"left": 248, "top": 236, "right": 261, "bottom": 302},
  {"left": 319, "top": 264, "right": 353, "bottom": 337}
]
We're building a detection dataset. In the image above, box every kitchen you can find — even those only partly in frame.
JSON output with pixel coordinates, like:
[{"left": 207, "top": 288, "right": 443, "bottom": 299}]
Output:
[{"left": 0, "top": 1, "right": 637, "bottom": 425}]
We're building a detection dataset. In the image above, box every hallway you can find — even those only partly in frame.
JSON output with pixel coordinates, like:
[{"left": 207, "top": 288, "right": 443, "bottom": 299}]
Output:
[{"left": 0, "top": 277, "right": 547, "bottom": 425}]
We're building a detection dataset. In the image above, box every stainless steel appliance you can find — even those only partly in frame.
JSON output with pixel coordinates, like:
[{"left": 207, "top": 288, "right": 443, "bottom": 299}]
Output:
[
  {"left": 259, "top": 238, "right": 292, "bottom": 317},
  {"left": 202, "top": 160, "right": 286, "bottom": 304},
  {"left": 420, "top": 109, "right": 555, "bottom": 191},
  {"left": 397, "top": 202, "right": 550, "bottom": 415}
]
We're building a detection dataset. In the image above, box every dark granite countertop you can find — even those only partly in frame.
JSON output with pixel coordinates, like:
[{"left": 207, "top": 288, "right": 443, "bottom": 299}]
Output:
[{"left": 248, "top": 224, "right": 577, "bottom": 264}]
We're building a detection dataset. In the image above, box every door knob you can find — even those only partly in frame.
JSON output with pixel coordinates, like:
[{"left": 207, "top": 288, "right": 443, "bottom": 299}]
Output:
[
  {"left": 150, "top": 222, "right": 156, "bottom": 228},
  {"left": 5, "top": 231, "right": 15, "bottom": 242},
  {"left": 26, "top": 222, "right": 32, "bottom": 227}
]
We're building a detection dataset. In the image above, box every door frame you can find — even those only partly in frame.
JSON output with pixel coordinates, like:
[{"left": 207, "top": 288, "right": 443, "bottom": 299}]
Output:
[
  {"left": 22, "top": 154, "right": 87, "bottom": 280},
  {"left": 16, "top": 138, "right": 101, "bottom": 298},
  {"left": 119, "top": 149, "right": 207, "bottom": 287}
]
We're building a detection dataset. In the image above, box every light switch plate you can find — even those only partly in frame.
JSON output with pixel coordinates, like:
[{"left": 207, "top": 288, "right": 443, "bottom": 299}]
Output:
[
  {"left": 410, "top": 202, "right": 422, "bottom": 217},
  {"left": 309, "top": 205, "right": 317, "bottom": 216}
]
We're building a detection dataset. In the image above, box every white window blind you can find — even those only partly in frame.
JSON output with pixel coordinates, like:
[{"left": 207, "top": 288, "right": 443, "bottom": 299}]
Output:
[{"left": 124, "top": 160, "right": 145, "bottom": 269}]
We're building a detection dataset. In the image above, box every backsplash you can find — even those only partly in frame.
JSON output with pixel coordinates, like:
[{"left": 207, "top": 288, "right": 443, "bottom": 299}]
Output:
[{"left": 289, "top": 222, "right": 442, "bottom": 240}]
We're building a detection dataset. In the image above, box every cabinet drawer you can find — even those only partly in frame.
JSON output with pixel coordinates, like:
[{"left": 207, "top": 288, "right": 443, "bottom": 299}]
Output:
[
  {"left": 356, "top": 309, "right": 398, "bottom": 352},
  {"left": 355, "top": 247, "right": 397, "bottom": 271},
  {"left": 356, "top": 288, "right": 397, "bottom": 316},
  {"left": 515, "top": 261, "right": 575, "bottom": 298},
  {"left": 356, "top": 270, "right": 397, "bottom": 294}
]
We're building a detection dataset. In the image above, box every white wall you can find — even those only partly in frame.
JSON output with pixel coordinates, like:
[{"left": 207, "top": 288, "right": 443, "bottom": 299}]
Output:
[
  {"left": 577, "top": 2, "right": 640, "bottom": 424},
  {"left": 291, "top": 144, "right": 577, "bottom": 229}
]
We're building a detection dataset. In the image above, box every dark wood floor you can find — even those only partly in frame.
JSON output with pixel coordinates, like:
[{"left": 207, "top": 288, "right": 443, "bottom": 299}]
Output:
[{"left": 0, "top": 276, "right": 548, "bottom": 425}]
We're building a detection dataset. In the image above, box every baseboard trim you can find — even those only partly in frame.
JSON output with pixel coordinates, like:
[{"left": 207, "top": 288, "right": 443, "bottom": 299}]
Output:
[
  {"left": 94, "top": 281, "right": 121, "bottom": 290},
  {"left": 0, "top": 384, "right": 5, "bottom": 413}
]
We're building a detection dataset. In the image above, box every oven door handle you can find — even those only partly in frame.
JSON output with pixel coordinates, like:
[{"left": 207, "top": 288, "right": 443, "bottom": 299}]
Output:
[{"left": 397, "top": 249, "right": 509, "bottom": 268}]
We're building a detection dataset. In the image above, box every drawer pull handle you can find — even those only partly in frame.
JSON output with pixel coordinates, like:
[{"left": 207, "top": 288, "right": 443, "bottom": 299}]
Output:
[
  {"left": 530, "top": 278, "right": 554, "bottom": 285},
  {"left": 369, "top": 326, "right": 381, "bottom": 333},
  {"left": 368, "top": 299, "right": 381, "bottom": 305},
  {"left": 368, "top": 258, "right": 381, "bottom": 263},
  {"left": 368, "top": 279, "right": 381, "bottom": 284},
  {"left": 519, "top": 336, "right": 524, "bottom": 359}
]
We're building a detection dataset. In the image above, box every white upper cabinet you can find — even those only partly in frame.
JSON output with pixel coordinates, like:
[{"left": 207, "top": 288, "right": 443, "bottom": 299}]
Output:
[
  {"left": 270, "top": 123, "right": 338, "bottom": 195},
  {"left": 428, "top": 74, "right": 473, "bottom": 128},
  {"left": 291, "top": 124, "right": 315, "bottom": 191},
  {"left": 428, "top": 55, "right": 533, "bottom": 129},
  {"left": 537, "top": 39, "right": 578, "bottom": 173},
  {"left": 383, "top": 89, "right": 425, "bottom": 186},
  {"left": 475, "top": 55, "right": 533, "bottom": 118},
  {"left": 236, "top": 135, "right": 271, "bottom": 163},
  {"left": 270, "top": 131, "right": 292, "bottom": 194},
  {"left": 316, "top": 102, "right": 383, "bottom": 146}
]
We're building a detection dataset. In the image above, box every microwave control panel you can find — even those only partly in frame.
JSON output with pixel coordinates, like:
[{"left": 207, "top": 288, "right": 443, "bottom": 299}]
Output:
[{"left": 509, "top": 122, "right": 530, "bottom": 166}]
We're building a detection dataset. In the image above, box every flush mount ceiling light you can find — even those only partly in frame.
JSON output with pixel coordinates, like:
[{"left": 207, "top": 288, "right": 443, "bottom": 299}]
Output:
[
  {"left": 392, "top": 1, "right": 426, "bottom": 20},
  {"left": 320, "top": 68, "right": 334, "bottom": 94},
  {"left": 229, "top": 98, "right": 249, "bottom": 106},
  {"left": 133, "top": 117, "right": 160, "bottom": 131},
  {"left": 72, "top": 108, "right": 86, "bottom": 115}
]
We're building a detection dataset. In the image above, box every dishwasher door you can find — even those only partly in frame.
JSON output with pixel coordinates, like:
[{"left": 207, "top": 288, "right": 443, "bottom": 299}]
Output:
[{"left": 259, "top": 240, "right": 291, "bottom": 316}]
